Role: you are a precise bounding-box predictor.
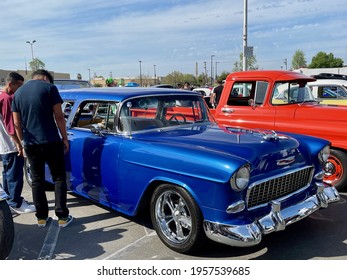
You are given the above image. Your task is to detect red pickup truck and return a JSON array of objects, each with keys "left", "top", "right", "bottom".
[{"left": 210, "top": 70, "right": 347, "bottom": 191}]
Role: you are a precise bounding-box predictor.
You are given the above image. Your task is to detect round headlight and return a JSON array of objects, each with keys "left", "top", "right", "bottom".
[
  {"left": 318, "top": 145, "right": 330, "bottom": 164},
  {"left": 230, "top": 164, "right": 250, "bottom": 191}
]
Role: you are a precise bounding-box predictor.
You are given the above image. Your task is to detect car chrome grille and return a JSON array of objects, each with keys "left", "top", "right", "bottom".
[{"left": 246, "top": 166, "right": 314, "bottom": 209}]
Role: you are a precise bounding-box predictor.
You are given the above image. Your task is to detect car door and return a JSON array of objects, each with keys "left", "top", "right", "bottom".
[
  {"left": 66, "top": 100, "right": 121, "bottom": 207},
  {"left": 216, "top": 80, "right": 277, "bottom": 130}
]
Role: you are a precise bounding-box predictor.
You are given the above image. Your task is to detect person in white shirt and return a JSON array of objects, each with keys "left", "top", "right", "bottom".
[{"left": 0, "top": 72, "right": 35, "bottom": 214}]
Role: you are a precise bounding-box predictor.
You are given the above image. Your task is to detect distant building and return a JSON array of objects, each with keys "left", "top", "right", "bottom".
[
  {"left": 294, "top": 67, "right": 347, "bottom": 77},
  {"left": 91, "top": 77, "right": 142, "bottom": 87},
  {"left": 0, "top": 69, "right": 70, "bottom": 86}
]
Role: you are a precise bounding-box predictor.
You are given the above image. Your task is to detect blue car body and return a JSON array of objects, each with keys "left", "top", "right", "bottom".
[{"left": 40, "top": 87, "right": 339, "bottom": 253}]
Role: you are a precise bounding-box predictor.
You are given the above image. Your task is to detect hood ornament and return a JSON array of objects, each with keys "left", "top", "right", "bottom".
[{"left": 263, "top": 130, "right": 278, "bottom": 140}]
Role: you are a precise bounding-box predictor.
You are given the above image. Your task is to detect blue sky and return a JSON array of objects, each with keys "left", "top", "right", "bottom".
[{"left": 1, "top": 0, "right": 346, "bottom": 80}]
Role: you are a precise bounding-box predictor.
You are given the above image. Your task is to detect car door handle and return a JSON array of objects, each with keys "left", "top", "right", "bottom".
[{"left": 221, "top": 108, "right": 234, "bottom": 113}]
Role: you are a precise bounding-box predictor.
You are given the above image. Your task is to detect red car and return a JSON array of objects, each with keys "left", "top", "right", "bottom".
[{"left": 211, "top": 70, "right": 347, "bottom": 191}]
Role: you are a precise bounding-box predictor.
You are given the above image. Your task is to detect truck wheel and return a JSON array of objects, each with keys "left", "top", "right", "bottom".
[
  {"left": 0, "top": 199, "right": 14, "bottom": 259},
  {"left": 150, "top": 184, "right": 206, "bottom": 254},
  {"left": 324, "top": 149, "right": 347, "bottom": 191}
]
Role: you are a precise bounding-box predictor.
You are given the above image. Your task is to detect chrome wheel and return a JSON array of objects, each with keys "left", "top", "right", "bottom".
[
  {"left": 150, "top": 184, "right": 206, "bottom": 253},
  {"left": 155, "top": 190, "right": 192, "bottom": 244},
  {"left": 323, "top": 149, "right": 347, "bottom": 191}
]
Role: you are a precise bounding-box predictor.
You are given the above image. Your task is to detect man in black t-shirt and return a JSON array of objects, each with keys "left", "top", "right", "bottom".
[
  {"left": 210, "top": 79, "right": 224, "bottom": 108},
  {"left": 12, "top": 70, "right": 73, "bottom": 228}
]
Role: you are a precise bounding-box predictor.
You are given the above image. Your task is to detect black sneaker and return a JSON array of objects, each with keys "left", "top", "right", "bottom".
[{"left": 58, "top": 215, "right": 73, "bottom": 228}]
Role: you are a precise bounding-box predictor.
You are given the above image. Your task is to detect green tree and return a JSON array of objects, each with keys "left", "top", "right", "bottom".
[
  {"left": 162, "top": 71, "right": 185, "bottom": 86},
  {"left": 182, "top": 73, "right": 197, "bottom": 86},
  {"left": 216, "top": 71, "right": 229, "bottom": 82},
  {"left": 308, "top": 51, "right": 343, "bottom": 68},
  {"left": 291, "top": 49, "right": 307, "bottom": 69},
  {"left": 29, "top": 58, "right": 45, "bottom": 71},
  {"left": 197, "top": 73, "right": 209, "bottom": 86},
  {"left": 233, "top": 53, "right": 258, "bottom": 72}
]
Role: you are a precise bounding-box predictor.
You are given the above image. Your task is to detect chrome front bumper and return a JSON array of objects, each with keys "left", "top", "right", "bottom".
[{"left": 204, "top": 184, "right": 340, "bottom": 247}]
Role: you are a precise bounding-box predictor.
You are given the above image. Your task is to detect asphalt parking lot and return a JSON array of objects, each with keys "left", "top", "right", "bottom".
[{"left": 3, "top": 165, "right": 347, "bottom": 260}]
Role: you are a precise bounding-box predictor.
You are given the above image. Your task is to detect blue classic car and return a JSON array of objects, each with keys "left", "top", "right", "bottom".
[{"left": 29, "top": 87, "right": 339, "bottom": 253}]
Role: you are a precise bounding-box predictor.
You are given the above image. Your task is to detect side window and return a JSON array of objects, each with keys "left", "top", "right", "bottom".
[
  {"left": 227, "top": 82, "right": 254, "bottom": 106},
  {"left": 62, "top": 101, "right": 75, "bottom": 120},
  {"left": 254, "top": 81, "right": 268, "bottom": 105},
  {"left": 71, "top": 101, "right": 118, "bottom": 131},
  {"left": 322, "top": 86, "right": 337, "bottom": 99},
  {"left": 272, "top": 82, "right": 312, "bottom": 104},
  {"left": 337, "top": 86, "right": 347, "bottom": 97}
]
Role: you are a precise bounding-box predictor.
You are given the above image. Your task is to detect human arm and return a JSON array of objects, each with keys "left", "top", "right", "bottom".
[
  {"left": 209, "top": 87, "right": 216, "bottom": 108},
  {"left": 12, "top": 112, "right": 24, "bottom": 156},
  {"left": 53, "top": 103, "right": 69, "bottom": 154},
  {"left": 2, "top": 94, "right": 23, "bottom": 156}
]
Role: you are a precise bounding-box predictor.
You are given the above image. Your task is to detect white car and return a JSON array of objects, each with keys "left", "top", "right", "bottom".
[
  {"left": 308, "top": 79, "right": 347, "bottom": 105},
  {"left": 192, "top": 87, "right": 212, "bottom": 97}
]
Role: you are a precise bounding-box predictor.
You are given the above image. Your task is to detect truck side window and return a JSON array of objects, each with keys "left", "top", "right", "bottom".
[
  {"left": 227, "top": 82, "right": 253, "bottom": 106},
  {"left": 254, "top": 81, "right": 268, "bottom": 105}
]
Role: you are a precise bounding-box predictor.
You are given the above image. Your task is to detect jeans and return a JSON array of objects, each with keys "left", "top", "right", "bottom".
[
  {"left": 25, "top": 141, "right": 69, "bottom": 220},
  {"left": 1, "top": 152, "right": 24, "bottom": 208}
]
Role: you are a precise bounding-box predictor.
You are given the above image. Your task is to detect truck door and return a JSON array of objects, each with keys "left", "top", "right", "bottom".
[{"left": 215, "top": 81, "right": 276, "bottom": 130}]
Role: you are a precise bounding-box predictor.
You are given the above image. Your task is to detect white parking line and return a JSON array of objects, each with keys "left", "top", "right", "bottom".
[
  {"left": 37, "top": 218, "right": 61, "bottom": 260},
  {"left": 104, "top": 230, "right": 157, "bottom": 260}
]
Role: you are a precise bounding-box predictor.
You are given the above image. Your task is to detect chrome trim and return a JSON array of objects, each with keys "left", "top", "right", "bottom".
[
  {"left": 246, "top": 166, "right": 314, "bottom": 210},
  {"left": 204, "top": 185, "right": 339, "bottom": 247},
  {"left": 314, "top": 170, "right": 325, "bottom": 180},
  {"left": 226, "top": 200, "right": 245, "bottom": 214}
]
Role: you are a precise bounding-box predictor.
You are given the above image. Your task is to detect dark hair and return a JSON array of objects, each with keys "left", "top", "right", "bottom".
[
  {"left": 32, "top": 69, "right": 54, "bottom": 84},
  {"left": 6, "top": 72, "right": 24, "bottom": 84}
]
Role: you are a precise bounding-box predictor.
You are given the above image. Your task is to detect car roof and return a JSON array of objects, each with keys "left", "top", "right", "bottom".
[
  {"left": 227, "top": 70, "right": 316, "bottom": 82},
  {"left": 59, "top": 87, "right": 198, "bottom": 102},
  {"left": 311, "top": 73, "right": 347, "bottom": 80},
  {"left": 151, "top": 84, "right": 175, "bottom": 88},
  {"left": 308, "top": 79, "right": 347, "bottom": 86}
]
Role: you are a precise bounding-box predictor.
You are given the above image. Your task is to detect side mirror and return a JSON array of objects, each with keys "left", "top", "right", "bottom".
[
  {"left": 248, "top": 99, "right": 256, "bottom": 109},
  {"left": 90, "top": 124, "right": 104, "bottom": 136}
]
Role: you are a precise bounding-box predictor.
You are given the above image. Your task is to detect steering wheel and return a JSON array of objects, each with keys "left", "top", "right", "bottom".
[{"left": 168, "top": 113, "right": 187, "bottom": 124}]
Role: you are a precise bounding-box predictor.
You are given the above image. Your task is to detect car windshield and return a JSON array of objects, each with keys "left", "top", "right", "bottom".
[
  {"left": 118, "top": 94, "right": 213, "bottom": 133},
  {"left": 271, "top": 82, "right": 316, "bottom": 104}
]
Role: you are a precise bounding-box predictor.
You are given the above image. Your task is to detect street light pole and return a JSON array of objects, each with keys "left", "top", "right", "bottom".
[
  {"left": 26, "top": 40, "right": 36, "bottom": 70},
  {"left": 153, "top": 64, "right": 157, "bottom": 85},
  {"left": 139, "top": 60, "right": 142, "bottom": 86},
  {"left": 87, "top": 69, "right": 91, "bottom": 82},
  {"left": 215, "top": 61, "right": 219, "bottom": 81},
  {"left": 210, "top": 55, "right": 215, "bottom": 85},
  {"left": 283, "top": 58, "right": 287, "bottom": 70},
  {"left": 243, "top": 0, "right": 248, "bottom": 71},
  {"left": 204, "top": 62, "right": 207, "bottom": 85}
]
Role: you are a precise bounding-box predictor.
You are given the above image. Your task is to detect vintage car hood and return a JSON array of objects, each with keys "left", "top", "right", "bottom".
[{"left": 132, "top": 124, "right": 308, "bottom": 179}]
